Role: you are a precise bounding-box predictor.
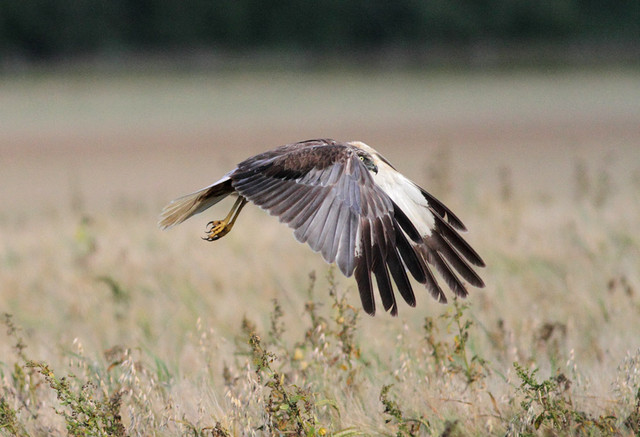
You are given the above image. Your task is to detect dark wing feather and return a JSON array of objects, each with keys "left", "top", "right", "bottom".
[
  {"left": 385, "top": 227, "right": 415, "bottom": 307},
  {"left": 354, "top": 220, "right": 375, "bottom": 315},
  {"left": 429, "top": 206, "right": 485, "bottom": 268},
  {"left": 420, "top": 187, "right": 467, "bottom": 231},
  {"left": 371, "top": 217, "right": 396, "bottom": 315},
  {"left": 420, "top": 244, "right": 468, "bottom": 299}
]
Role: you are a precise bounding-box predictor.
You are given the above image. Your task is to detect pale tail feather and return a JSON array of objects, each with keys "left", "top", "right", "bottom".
[{"left": 158, "top": 175, "right": 235, "bottom": 229}]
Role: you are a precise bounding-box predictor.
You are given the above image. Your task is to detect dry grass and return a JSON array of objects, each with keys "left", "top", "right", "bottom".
[{"left": 1, "top": 68, "right": 640, "bottom": 435}]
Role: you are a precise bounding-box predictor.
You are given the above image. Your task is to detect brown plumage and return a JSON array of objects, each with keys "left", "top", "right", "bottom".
[{"left": 159, "top": 139, "right": 485, "bottom": 316}]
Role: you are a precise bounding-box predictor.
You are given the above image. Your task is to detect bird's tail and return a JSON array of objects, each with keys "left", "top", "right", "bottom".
[{"left": 158, "top": 176, "right": 235, "bottom": 229}]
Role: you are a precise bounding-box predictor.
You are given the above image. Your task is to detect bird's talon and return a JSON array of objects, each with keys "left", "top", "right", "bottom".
[{"left": 203, "top": 220, "right": 229, "bottom": 241}]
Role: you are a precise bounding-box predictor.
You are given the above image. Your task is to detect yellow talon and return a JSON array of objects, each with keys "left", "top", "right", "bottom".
[
  {"left": 203, "top": 220, "right": 231, "bottom": 241},
  {"left": 202, "top": 196, "right": 248, "bottom": 241}
]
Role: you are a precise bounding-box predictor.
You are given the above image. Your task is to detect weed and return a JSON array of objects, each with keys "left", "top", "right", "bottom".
[
  {"left": 327, "top": 267, "right": 361, "bottom": 366},
  {"left": 624, "top": 388, "right": 640, "bottom": 433},
  {"left": 512, "top": 362, "right": 619, "bottom": 435},
  {"left": 423, "top": 315, "right": 448, "bottom": 370},
  {"left": 380, "top": 384, "right": 429, "bottom": 436},
  {"left": 27, "top": 361, "right": 127, "bottom": 437},
  {"left": 2, "top": 314, "right": 39, "bottom": 426},
  {"left": 175, "top": 418, "right": 232, "bottom": 436},
  {"left": 302, "top": 270, "right": 328, "bottom": 352},
  {"left": 244, "top": 323, "right": 323, "bottom": 435},
  {"left": 0, "top": 396, "right": 28, "bottom": 437},
  {"left": 423, "top": 299, "right": 488, "bottom": 385},
  {"left": 449, "top": 299, "right": 488, "bottom": 385},
  {"left": 268, "top": 298, "right": 286, "bottom": 344}
]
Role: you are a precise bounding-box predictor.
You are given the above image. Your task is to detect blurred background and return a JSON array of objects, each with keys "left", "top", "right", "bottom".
[{"left": 1, "top": 0, "right": 639, "bottom": 217}]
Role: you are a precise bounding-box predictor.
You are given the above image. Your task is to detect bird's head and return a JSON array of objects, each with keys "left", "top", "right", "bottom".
[{"left": 349, "top": 141, "right": 397, "bottom": 174}]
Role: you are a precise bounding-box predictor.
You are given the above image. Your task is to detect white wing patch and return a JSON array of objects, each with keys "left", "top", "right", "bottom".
[{"left": 371, "top": 161, "right": 434, "bottom": 238}]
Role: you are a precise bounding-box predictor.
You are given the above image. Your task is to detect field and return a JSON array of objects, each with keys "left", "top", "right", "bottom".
[{"left": 1, "top": 68, "right": 640, "bottom": 436}]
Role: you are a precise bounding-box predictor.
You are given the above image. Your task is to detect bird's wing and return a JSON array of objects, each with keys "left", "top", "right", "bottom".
[{"left": 229, "top": 141, "right": 420, "bottom": 315}]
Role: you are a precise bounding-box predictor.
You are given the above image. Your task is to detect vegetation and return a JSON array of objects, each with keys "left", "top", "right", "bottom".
[
  {"left": 3, "top": 271, "right": 640, "bottom": 435},
  {"left": 1, "top": 70, "right": 639, "bottom": 434}
]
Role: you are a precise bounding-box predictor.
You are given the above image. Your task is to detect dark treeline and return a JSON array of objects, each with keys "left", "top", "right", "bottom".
[{"left": 0, "top": 0, "right": 638, "bottom": 60}]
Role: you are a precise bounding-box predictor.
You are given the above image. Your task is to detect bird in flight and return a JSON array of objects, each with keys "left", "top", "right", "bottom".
[{"left": 159, "top": 139, "right": 484, "bottom": 316}]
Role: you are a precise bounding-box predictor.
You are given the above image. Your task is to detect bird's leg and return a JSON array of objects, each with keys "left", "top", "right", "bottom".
[{"left": 203, "top": 196, "right": 248, "bottom": 241}]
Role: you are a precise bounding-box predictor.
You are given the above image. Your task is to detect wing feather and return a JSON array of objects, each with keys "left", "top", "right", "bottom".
[
  {"left": 391, "top": 199, "right": 422, "bottom": 243},
  {"left": 335, "top": 209, "right": 358, "bottom": 276},
  {"left": 270, "top": 183, "right": 310, "bottom": 216},
  {"left": 394, "top": 224, "right": 427, "bottom": 284},
  {"left": 429, "top": 208, "right": 485, "bottom": 267},
  {"left": 372, "top": 249, "right": 396, "bottom": 315},
  {"left": 290, "top": 188, "right": 329, "bottom": 229},
  {"left": 420, "top": 187, "right": 467, "bottom": 231},
  {"left": 422, "top": 259, "right": 447, "bottom": 303},
  {"left": 386, "top": 240, "right": 415, "bottom": 308},
  {"left": 318, "top": 199, "right": 343, "bottom": 261},
  {"left": 305, "top": 196, "right": 338, "bottom": 254},
  {"left": 426, "top": 232, "right": 485, "bottom": 288},
  {"left": 354, "top": 219, "right": 375, "bottom": 315},
  {"left": 420, "top": 246, "right": 468, "bottom": 299}
]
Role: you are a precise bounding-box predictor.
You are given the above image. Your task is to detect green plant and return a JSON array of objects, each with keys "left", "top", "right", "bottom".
[
  {"left": 27, "top": 361, "right": 127, "bottom": 437},
  {"left": 624, "top": 388, "right": 640, "bottom": 434},
  {"left": 326, "top": 267, "right": 361, "bottom": 366},
  {"left": 423, "top": 299, "right": 488, "bottom": 385},
  {"left": 0, "top": 396, "right": 28, "bottom": 437},
  {"left": 174, "top": 418, "right": 232, "bottom": 437},
  {"left": 513, "top": 362, "right": 618, "bottom": 434},
  {"left": 380, "top": 384, "right": 429, "bottom": 436},
  {"left": 244, "top": 322, "right": 325, "bottom": 436},
  {"left": 2, "top": 313, "right": 39, "bottom": 428}
]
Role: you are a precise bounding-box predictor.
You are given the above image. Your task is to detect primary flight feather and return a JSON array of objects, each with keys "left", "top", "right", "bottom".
[{"left": 159, "top": 139, "right": 485, "bottom": 316}]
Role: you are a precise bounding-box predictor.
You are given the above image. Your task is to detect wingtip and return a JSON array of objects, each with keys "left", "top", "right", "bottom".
[{"left": 390, "top": 304, "right": 398, "bottom": 317}]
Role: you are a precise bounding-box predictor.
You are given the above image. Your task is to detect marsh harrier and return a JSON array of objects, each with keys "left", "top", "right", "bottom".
[{"left": 159, "top": 139, "right": 484, "bottom": 315}]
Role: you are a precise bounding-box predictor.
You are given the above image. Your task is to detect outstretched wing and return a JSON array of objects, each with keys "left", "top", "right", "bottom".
[{"left": 230, "top": 139, "right": 425, "bottom": 316}]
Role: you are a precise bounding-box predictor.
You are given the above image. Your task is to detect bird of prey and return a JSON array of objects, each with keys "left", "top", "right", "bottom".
[{"left": 159, "top": 139, "right": 484, "bottom": 316}]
